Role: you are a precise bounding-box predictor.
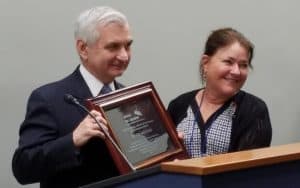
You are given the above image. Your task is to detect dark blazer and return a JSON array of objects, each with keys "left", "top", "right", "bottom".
[
  {"left": 167, "top": 89, "right": 272, "bottom": 153},
  {"left": 12, "top": 67, "right": 123, "bottom": 188}
]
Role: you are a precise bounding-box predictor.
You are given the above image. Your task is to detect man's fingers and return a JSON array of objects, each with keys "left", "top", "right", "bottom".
[{"left": 89, "top": 129, "right": 106, "bottom": 139}]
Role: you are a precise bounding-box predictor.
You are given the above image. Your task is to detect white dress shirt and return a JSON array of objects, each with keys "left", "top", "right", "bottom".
[{"left": 79, "top": 65, "right": 115, "bottom": 97}]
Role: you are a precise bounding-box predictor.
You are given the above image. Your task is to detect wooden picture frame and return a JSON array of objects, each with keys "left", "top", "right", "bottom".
[{"left": 86, "top": 81, "right": 187, "bottom": 174}]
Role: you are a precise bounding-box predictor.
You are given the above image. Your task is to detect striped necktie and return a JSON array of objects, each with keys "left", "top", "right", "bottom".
[{"left": 99, "top": 84, "right": 112, "bottom": 95}]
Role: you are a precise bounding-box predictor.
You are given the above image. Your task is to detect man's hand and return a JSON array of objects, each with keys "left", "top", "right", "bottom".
[{"left": 72, "top": 110, "right": 108, "bottom": 148}]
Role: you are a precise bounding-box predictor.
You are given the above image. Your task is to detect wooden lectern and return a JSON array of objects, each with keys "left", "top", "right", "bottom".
[{"left": 80, "top": 142, "right": 300, "bottom": 188}]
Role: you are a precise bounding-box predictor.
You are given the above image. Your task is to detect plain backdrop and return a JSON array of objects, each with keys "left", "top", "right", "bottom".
[{"left": 1, "top": 0, "right": 300, "bottom": 187}]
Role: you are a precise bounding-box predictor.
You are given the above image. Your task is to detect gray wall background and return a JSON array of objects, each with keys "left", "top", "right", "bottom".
[{"left": 1, "top": 0, "right": 300, "bottom": 187}]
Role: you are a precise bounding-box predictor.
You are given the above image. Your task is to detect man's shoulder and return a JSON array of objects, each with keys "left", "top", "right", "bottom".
[
  {"left": 31, "top": 68, "right": 81, "bottom": 99},
  {"left": 35, "top": 73, "right": 74, "bottom": 91}
]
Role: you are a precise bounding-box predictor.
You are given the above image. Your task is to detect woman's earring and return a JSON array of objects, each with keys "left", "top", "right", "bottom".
[{"left": 203, "top": 71, "right": 207, "bottom": 82}]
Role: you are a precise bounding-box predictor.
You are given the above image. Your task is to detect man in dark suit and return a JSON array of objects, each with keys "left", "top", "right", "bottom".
[{"left": 12, "top": 6, "right": 133, "bottom": 188}]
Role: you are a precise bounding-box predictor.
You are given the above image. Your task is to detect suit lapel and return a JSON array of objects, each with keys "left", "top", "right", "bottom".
[
  {"left": 114, "top": 80, "right": 125, "bottom": 90},
  {"left": 67, "top": 66, "right": 93, "bottom": 101},
  {"left": 69, "top": 66, "right": 125, "bottom": 99}
]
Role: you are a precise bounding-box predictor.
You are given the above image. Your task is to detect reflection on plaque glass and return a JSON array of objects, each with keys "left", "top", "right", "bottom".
[{"left": 105, "top": 97, "right": 175, "bottom": 165}]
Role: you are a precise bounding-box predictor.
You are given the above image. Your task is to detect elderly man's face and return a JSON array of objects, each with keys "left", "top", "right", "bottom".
[{"left": 81, "top": 22, "right": 133, "bottom": 83}]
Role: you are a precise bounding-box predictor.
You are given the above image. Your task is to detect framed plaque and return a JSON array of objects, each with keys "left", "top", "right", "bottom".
[{"left": 86, "top": 81, "right": 187, "bottom": 174}]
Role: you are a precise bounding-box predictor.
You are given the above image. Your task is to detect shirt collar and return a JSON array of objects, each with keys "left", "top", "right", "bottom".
[{"left": 79, "top": 65, "right": 115, "bottom": 97}]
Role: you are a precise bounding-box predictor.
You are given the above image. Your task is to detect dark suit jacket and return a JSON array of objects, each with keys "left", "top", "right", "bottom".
[{"left": 12, "top": 67, "right": 123, "bottom": 188}]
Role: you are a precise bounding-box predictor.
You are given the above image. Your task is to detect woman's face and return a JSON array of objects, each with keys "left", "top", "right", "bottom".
[{"left": 202, "top": 42, "right": 250, "bottom": 98}]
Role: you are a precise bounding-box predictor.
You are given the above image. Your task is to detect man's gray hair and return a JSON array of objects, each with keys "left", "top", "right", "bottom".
[{"left": 74, "top": 6, "right": 129, "bottom": 45}]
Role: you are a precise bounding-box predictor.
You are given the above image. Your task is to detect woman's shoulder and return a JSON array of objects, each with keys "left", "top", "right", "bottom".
[
  {"left": 236, "top": 90, "right": 268, "bottom": 110},
  {"left": 168, "top": 89, "right": 200, "bottom": 113},
  {"left": 169, "top": 89, "right": 200, "bottom": 104},
  {"left": 167, "top": 89, "right": 200, "bottom": 124}
]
